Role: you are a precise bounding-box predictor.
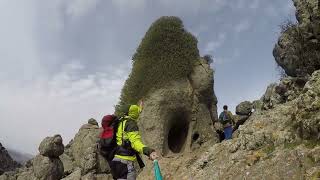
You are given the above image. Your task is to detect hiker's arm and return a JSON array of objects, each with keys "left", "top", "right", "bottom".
[{"left": 126, "top": 121, "right": 154, "bottom": 156}]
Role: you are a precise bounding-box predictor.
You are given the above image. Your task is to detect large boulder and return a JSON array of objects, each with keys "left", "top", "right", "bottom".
[
  {"left": 60, "top": 119, "right": 109, "bottom": 175},
  {"left": 273, "top": 0, "right": 320, "bottom": 77},
  {"left": 236, "top": 101, "right": 253, "bottom": 115},
  {"left": 39, "top": 135, "right": 64, "bottom": 158},
  {"left": 32, "top": 154, "right": 64, "bottom": 180},
  {"left": 139, "top": 58, "right": 219, "bottom": 156}
]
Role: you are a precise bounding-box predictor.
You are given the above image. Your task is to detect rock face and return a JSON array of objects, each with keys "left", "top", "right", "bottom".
[
  {"left": 0, "top": 135, "right": 65, "bottom": 180},
  {"left": 139, "top": 58, "right": 219, "bottom": 156},
  {"left": 138, "top": 69, "right": 320, "bottom": 180},
  {"left": 33, "top": 155, "right": 64, "bottom": 180},
  {"left": 0, "top": 143, "right": 20, "bottom": 175},
  {"left": 261, "top": 76, "right": 307, "bottom": 110},
  {"left": 236, "top": 101, "right": 253, "bottom": 115},
  {"left": 60, "top": 119, "right": 110, "bottom": 179},
  {"left": 39, "top": 135, "right": 64, "bottom": 158},
  {"left": 273, "top": 0, "right": 320, "bottom": 77}
]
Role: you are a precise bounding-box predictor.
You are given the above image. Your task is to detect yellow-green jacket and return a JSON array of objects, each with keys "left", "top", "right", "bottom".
[{"left": 115, "top": 105, "right": 154, "bottom": 161}]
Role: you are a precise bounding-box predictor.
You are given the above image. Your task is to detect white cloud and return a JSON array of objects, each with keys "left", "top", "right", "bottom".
[
  {"left": 111, "top": 0, "right": 146, "bottom": 11},
  {"left": 282, "top": 1, "right": 295, "bottom": 16},
  {"left": 204, "top": 32, "right": 226, "bottom": 53},
  {"left": 0, "top": 61, "right": 129, "bottom": 154},
  {"left": 65, "top": 0, "right": 100, "bottom": 18},
  {"left": 249, "top": 0, "right": 260, "bottom": 9},
  {"left": 234, "top": 20, "right": 251, "bottom": 33},
  {"left": 265, "top": 5, "right": 279, "bottom": 18}
]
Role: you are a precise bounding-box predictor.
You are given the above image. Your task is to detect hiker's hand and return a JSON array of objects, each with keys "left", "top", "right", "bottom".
[{"left": 149, "top": 151, "right": 158, "bottom": 160}]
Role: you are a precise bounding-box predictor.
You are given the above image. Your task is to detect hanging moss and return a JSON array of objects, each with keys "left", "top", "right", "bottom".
[{"left": 115, "top": 16, "right": 199, "bottom": 115}]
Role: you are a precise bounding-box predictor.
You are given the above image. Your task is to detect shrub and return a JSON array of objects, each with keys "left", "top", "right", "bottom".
[{"left": 115, "top": 16, "right": 199, "bottom": 115}]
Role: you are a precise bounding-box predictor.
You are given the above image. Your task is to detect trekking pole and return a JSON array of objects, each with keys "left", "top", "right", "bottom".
[{"left": 153, "top": 160, "right": 163, "bottom": 180}]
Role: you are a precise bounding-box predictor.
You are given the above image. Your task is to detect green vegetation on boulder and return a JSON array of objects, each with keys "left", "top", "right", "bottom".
[{"left": 115, "top": 16, "right": 199, "bottom": 115}]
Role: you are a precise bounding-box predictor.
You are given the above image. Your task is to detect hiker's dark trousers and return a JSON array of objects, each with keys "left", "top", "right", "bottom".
[{"left": 110, "top": 157, "right": 136, "bottom": 180}]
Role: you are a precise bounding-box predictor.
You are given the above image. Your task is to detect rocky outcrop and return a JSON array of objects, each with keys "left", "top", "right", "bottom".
[
  {"left": 273, "top": 0, "right": 320, "bottom": 77},
  {"left": 294, "top": 70, "right": 320, "bottom": 140},
  {"left": 33, "top": 154, "right": 64, "bottom": 180},
  {"left": 0, "top": 121, "right": 112, "bottom": 180},
  {"left": 138, "top": 58, "right": 219, "bottom": 156},
  {"left": 39, "top": 135, "right": 64, "bottom": 158},
  {"left": 261, "top": 76, "right": 307, "bottom": 110},
  {"left": 0, "top": 143, "right": 20, "bottom": 175},
  {"left": 236, "top": 101, "right": 253, "bottom": 116},
  {"left": 232, "top": 101, "right": 253, "bottom": 132},
  {"left": 138, "top": 68, "right": 320, "bottom": 180},
  {"left": 0, "top": 135, "right": 64, "bottom": 180},
  {"left": 60, "top": 119, "right": 111, "bottom": 179}
]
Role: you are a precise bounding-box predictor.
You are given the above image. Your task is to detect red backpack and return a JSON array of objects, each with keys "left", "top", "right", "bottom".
[{"left": 99, "top": 115, "right": 121, "bottom": 161}]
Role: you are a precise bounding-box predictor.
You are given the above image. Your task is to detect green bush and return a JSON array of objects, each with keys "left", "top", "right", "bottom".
[{"left": 115, "top": 16, "right": 199, "bottom": 115}]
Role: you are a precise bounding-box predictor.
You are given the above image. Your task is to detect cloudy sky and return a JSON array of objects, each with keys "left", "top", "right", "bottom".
[{"left": 0, "top": 0, "right": 295, "bottom": 154}]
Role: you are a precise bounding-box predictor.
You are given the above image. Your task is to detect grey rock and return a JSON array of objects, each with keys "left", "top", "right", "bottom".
[
  {"left": 252, "top": 100, "right": 263, "bottom": 112},
  {"left": 233, "top": 115, "right": 250, "bottom": 131},
  {"left": 33, "top": 155, "right": 64, "bottom": 180},
  {"left": 16, "top": 170, "right": 37, "bottom": 180},
  {"left": 61, "top": 168, "right": 81, "bottom": 180},
  {"left": 88, "top": 119, "right": 98, "bottom": 126},
  {"left": 138, "top": 58, "right": 219, "bottom": 156},
  {"left": 81, "top": 173, "right": 95, "bottom": 180},
  {"left": 39, "top": 135, "right": 64, "bottom": 158},
  {"left": 60, "top": 153, "right": 75, "bottom": 175},
  {"left": 68, "top": 120, "right": 106, "bottom": 174},
  {"left": 236, "top": 101, "right": 253, "bottom": 115},
  {"left": 95, "top": 174, "right": 113, "bottom": 180},
  {"left": 273, "top": 0, "right": 320, "bottom": 77}
]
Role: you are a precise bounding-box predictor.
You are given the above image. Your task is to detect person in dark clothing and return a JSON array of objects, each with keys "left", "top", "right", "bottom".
[{"left": 218, "top": 105, "right": 235, "bottom": 140}]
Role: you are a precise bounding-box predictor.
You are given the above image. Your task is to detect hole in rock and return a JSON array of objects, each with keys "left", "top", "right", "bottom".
[
  {"left": 168, "top": 115, "right": 189, "bottom": 153},
  {"left": 192, "top": 132, "right": 200, "bottom": 141}
]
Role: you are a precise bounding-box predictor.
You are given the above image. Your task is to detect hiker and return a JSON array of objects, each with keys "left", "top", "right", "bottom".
[
  {"left": 100, "top": 104, "right": 158, "bottom": 180},
  {"left": 218, "top": 105, "right": 234, "bottom": 140}
]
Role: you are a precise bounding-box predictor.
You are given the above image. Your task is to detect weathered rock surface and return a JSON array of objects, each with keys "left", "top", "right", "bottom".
[
  {"left": 235, "top": 101, "right": 253, "bottom": 115},
  {"left": 66, "top": 119, "right": 109, "bottom": 175},
  {"left": 0, "top": 143, "right": 20, "bottom": 175},
  {"left": 138, "top": 67, "right": 320, "bottom": 180},
  {"left": 61, "top": 168, "right": 81, "bottom": 180},
  {"left": 261, "top": 76, "right": 307, "bottom": 110},
  {"left": 273, "top": 0, "right": 320, "bottom": 77},
  {"left": 0, "top": 135, "right": 65, "bottom": 180},
  {"left": 33, "top": 155, "right": 64, "bottom": 180},
  {"left": 39, "top": 134, "right": 64, "bottom": 158},
  {"left": 233, "top": 115, "right": 250, "bottom": 131},
  {"left": 139, "top": 58, "right": 219, "bottom": 156}
]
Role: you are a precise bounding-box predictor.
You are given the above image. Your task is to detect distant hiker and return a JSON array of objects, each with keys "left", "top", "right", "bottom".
[
  {"left": 99, "top": 104, "right": 158, "bottom": 180},
  {"left": 218, "top": 105, "right": 234, "bottom": 140}
]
